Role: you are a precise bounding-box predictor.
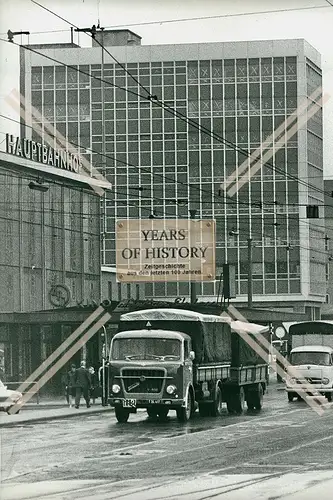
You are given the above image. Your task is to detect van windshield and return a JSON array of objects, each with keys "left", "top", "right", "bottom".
[
  {"left": 111, "top": 337, "right": 181, "bottom": 361},
  {"left": 290, "top": 351, "right": 331, "bottom": 366}
]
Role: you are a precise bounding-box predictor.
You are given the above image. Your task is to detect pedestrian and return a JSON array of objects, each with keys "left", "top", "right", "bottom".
[
  {"left": 66, "top": 364, "right": 77, "bottom": 408},
  {"left": 88, "top": 366, "right": 99, "bottom": 404},
  {"left": 74, "top": 360, "right": 91, "bottom": 409}
]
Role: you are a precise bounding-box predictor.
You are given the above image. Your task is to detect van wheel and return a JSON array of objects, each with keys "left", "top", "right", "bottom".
[
  {"left": 176, "top": 391, "right": 192, "bottom": 422},
  {"left": 7, "top": 407, "right": 20, "bottom": 415},
  {"left": 288, "top": 392, "right": 295, "bottom": 402},
  {"left": 115, "top": 407, "right": 130, "bottom": 423}
]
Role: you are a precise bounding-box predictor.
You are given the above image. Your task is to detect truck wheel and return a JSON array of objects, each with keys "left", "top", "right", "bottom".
[
  {"left": 252, "top": 384, "right": 264, "bottom": 410},
  {"left": 158, "top": 408, "right": 169, "bottom": 420},
  {"left": 233, "top": 387, "right": 245, "bottom": 414},
  {"left": 211, "top": 386, "right": 223, "bottom": 417},
  {"left": 246, "top": 392, "right": 255, "bottom": 411},
  {"left": 176, "top": 391, "right": 192, "bottom": 422},
  {"left": 325, "top": 392, "right": 332, "bottom": 402},
  {"left": 288, "top": 392, "right": 295, "bottom": 402},
  {"left": 115, "top": 407, "right": 130, "bottom": 423}
]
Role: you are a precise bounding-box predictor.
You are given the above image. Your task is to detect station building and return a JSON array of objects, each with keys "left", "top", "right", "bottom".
[
  {"left": 0, "top": 134, "right": 111, "bottom": 392},
  {"left": 19, "top": 33, "right": 325, "bottom": 320}
]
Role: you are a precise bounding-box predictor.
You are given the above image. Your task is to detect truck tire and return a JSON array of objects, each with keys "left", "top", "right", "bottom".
[
  {"left": 233, "top": 387, "right": 245, "bottom": 414},
  {"left": 176, "top": 391, "right": 192, "bottom": 422},
  {"left": 252, "top": 383, "right": 264, "bottom": 410},
  {"left": 246, "top": 392, "right": 255, "bottom": 411},
  {"left": 115, "top": 407, "right": 130, "bottom": 423},
  {"left": 226, "top": 388, "right": 245, "bottom": 415},
  {"left": 211, "top": 386, "right": 223, "bottom": 417}
]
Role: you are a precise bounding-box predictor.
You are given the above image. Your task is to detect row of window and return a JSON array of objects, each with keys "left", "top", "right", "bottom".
[{"left": 31, "top": 58, "right": 297, "bottom": 87}]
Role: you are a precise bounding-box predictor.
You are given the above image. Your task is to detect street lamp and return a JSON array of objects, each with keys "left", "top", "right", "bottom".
[
  {"left": 229, "top": 230, "right": 253, "bottom": 309},
  {"left": 28, "top": 180, "right": 49, "bottom": 192}
]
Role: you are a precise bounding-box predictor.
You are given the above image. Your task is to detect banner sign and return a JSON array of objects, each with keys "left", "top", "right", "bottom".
[
  {"left": 6, "top": 133, "right": 82, "bottom": 174},
  {"left": 116, "top": 219, "right": 216, "bottom": 282}
]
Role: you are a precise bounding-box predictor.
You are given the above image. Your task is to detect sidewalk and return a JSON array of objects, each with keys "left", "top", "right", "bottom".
[{"left": 0, "top": 399, "right": 113, "bottom": 428}]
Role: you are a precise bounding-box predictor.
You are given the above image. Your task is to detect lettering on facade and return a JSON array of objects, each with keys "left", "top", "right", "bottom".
[
  {"left": 116, "top": 219, "right": 216, "bottom": 283},
  {"left": 6, "top": 134, "right": 82, "bottom": 174}
]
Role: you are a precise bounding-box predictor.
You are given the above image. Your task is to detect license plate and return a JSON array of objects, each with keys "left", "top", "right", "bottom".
[
  {"left": 148, "top": 400, "right": 161, "bottom": 404},
  {"left": 123, "top": 399, "right": 136, "bottom": 408}
]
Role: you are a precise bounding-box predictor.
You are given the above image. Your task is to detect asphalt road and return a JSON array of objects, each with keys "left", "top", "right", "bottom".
[{"left": 1, "top": 386, "right": 333, "bottom": 499}]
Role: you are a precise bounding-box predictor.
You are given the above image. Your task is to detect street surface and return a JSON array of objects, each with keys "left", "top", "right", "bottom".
[{"left": 1, "top": 386, "right": 333, "bottom": 499}]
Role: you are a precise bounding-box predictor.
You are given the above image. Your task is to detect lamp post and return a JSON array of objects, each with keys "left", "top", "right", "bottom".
[{"left": 247, "top": 238, "right": 253, "bottom": 309}]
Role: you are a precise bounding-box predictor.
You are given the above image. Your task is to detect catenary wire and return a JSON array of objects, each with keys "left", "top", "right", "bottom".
[
  {"left": 28, "top": 1, "right": 330, "bottom": 200},
  {"left": 3, "top": 14, "right": 330, "bottom": 203},
  {"left": 1, "top": 36, "right": 330, "bottom": 242},
  {"left": 0, "top": 3, "right": 329, "bottom": 36},
  {"left": 1, "top": 36, "right": 329, "bottom": 205}
]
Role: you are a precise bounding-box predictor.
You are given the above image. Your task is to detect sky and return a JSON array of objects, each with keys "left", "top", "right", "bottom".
[{"left": 0, "top": 0, "right": 332, "bottom": 174}]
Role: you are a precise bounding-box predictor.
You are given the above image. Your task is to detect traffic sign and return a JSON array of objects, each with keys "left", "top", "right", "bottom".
[{"left": 275, "top": 326, "right": 286, "bottom": 339}]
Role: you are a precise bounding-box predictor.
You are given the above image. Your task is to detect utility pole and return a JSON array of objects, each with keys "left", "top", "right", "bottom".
[{"left": 247, "top": 238, "right": 253, "bottom": 308}]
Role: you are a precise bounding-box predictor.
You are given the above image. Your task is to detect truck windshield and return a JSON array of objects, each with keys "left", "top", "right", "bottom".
[
  {"left": 290, "top": 351, "right": 331, "bottom": 366},
  {"left": 111, "top": 338, "right": 181, "bottom": 361}
]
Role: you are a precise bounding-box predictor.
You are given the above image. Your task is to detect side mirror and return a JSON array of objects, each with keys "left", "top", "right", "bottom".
[{"left": 189, "top": 351, "right": 195, "bottom": 361}]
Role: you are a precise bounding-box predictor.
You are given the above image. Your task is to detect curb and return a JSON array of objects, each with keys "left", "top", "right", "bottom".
[{"left": 0, "top": 407, "right": 114, "bottom": 428}]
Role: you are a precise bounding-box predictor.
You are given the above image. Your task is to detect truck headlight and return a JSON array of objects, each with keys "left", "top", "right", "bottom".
[
  {"left": 166, "top": 384, "right": 177, "bottom": 394},
  {"left": 112, "top": 384, "right": 121, "bottom": 394},
  {"left": 322, "top": 378, "right": 330, "bottom": 385},
  {"left": 288, "top": 377, "right": 297, "bottom": 385}
]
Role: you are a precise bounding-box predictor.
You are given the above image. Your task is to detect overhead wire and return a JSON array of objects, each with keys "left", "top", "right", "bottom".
[
  {"left": 0, "top": 3, "right": 330, "bottom": 36},
  {"left": 13, "top": 3, "right": 333, "bottom": 201},
  {"left": 2, "top": 5, "right": 331, "bottom": 256}
]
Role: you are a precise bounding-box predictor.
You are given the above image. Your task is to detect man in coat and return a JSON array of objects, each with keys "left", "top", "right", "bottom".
[{"left": 74, "top": 360, "right": 91, "bottom": 409}]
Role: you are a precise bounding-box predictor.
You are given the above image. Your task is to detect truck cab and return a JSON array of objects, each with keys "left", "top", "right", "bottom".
[
  {"left": 285, "top": 345, "right": 333, "bottom": 402},
  {"left": 108, "top": 329, "right": 195, "bottom": 422}
]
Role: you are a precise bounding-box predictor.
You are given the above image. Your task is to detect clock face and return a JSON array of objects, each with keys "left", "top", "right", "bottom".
[{"left": 49, "top": 284, "right": 71, "bottom": 307}]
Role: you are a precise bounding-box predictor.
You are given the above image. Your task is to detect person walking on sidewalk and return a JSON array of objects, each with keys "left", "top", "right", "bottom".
[
  {"left": 66, "top": 364, "right": 77, "bottom": 408},
  {"left": 88, "top": 366, "right": 99, "bottom": 405},
  {"left": 74, "top": 361, "right": 91, "bottom": 409}
]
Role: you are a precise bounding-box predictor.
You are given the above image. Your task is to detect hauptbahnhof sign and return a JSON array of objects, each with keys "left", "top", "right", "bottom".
[
  {"left": 6, "top": 134, "right": 82, "bottom": 174},
  {"left": 116, "top": 219, "right": 216, "bottom": 283}
]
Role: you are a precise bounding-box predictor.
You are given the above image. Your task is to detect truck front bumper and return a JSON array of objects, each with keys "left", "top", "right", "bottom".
[{"left": 108, "top": 398, "right": 184, "bottom": 409}]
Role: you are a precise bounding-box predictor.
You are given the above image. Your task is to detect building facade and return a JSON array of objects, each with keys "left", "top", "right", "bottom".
[
  {"left": 20, "top": 34, "right": 325, "bottom": 317},
  {"left": 0, "top": 140, "right": 110, "bottom": 390}
]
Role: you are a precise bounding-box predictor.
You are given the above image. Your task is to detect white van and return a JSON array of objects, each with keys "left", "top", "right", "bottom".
[{"left": 285, "top": 345, "right": 333, "bottom": 402}]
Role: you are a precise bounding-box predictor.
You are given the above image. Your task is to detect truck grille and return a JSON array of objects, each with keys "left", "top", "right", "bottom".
[
  {"left": 121, "top": 369, "right": 165, "bottom": 394},
  {"left": 297, "top": 377, "right": 322, "bottom": 384}
]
